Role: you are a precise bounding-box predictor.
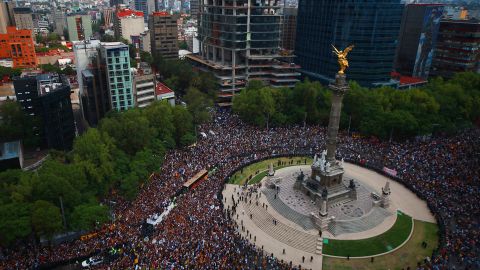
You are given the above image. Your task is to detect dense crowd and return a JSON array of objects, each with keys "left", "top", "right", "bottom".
[{"left": 0, "top": 110, "right": 478, "bottom": 270}]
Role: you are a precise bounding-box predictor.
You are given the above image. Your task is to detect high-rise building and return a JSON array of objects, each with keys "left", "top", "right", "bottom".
[
  {"left": 99, "top": 42, "right": 135, "bottom": 111},
  {"left": 395, "top": 4, "right": 444, "bottom": 79},
  {"left": 81, "top": 68, "right": 110, "bottom": 127},
  {"left": 0, "top": 2, "right": 9, "bottom": 33},
  {"left": 295, "top": 0, "right": 404, "bottom": 87},
  {"left": 0, "top": 1, "right": 16, "bottom": 33},
  {"left": 431, "top": 19, "right": 480, "bottom": 79},
  {"left": 133, "top": 62, "right": 156, "bottom": 107},
  {"left": 190, "top": 0, "right": 199, "bottom": 17},
  {"left": 67, "top": 14, "right": 93, "bottom": 41},
  {"left": 281, "top": 7, "right": 297, "bottom": 52},
  {"left": 187, "top": 0, "right": 300, "bottom": 105},
  {"left": 0, "top": 27, "right": 37, "bottom": 68},
  {"left": 134, "top": 0, "right": 155, "bottom": 23},
  {"left": 149, "top": 11, "right": 178, "bottom": 59},
  {"left": 13, "top": 74, "right": 75, "bottom": 150},
  {"left": 114, "top": 8, "right": 145, "bottom": 43},
  {"left": 13, "top": 7, "right": 34, "bottom": 30},
  {"left": 53, "top": 9, "right": 67, "bottom": 36}
]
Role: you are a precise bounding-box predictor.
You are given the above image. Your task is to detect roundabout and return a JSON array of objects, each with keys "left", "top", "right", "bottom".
[{"left": 223, "top": 158, "right": 439, "bottom": 270}]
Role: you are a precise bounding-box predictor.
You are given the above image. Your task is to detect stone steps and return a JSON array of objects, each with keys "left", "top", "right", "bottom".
[
  {"left": 263, "top": 189, "right": 316, "bottom": 230},
  {"left": 328, "top": 207, "right": 393, "bottom": 236},
  {"left": 243, "top": 200, "right": 317, "bottom": 253}
]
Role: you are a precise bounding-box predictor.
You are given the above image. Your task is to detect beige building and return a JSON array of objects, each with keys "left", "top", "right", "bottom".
[
  {"left": 134, "top": 62, "right": 155, "bottom": 108},
  {"left": 13, "top": 7, "right": 34, "bottom": 30},
  {"left": 114, "top": 8, "right": 145, "bottom": 43},
  {"left": 149, "top": 11, "right": 178, "bottom": 59}
]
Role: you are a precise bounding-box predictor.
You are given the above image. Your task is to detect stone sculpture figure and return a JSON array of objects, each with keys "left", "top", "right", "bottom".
[
  {"left": 332, "top": 44, "right": 354, "bottom": 74},
  {"left": 325, "top": 162, "right": 331, "bottom": 172},
  {"left": 322, "top": 187, "right": 328, "bottom": 199}
]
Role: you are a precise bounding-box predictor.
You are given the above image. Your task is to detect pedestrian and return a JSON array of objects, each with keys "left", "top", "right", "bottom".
[{"left": 302, "top": 256, "right": 305, "bottom": 263}]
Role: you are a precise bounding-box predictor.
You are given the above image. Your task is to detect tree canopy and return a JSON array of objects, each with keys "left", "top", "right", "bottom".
[
  {"left": 0, "top": 100, "right": 196, "bottom": 246},
  {"left": 233, "top": 72, "right": 480, "bottom": 139}
]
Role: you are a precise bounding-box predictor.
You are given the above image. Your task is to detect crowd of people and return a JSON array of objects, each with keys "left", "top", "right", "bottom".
[{"left": 0, "top": 109, "right": 478, "bottom": 270}]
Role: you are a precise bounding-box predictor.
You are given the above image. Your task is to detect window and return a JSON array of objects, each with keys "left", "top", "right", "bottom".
[{"left": 123, "top": 64, "right": 128, "bottom": 69}]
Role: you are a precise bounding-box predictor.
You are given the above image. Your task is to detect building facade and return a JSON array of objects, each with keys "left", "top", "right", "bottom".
[
  {"left": 149, "top": 12, "right": 178, "bottom": 59},
  {"left": 281, "top": 7, "right": 297, "bottom": 52},
  {"left": 54, "top": 9, "right": 67, "bottom": 36},
  {"left": 13, "top": 7, "right": 34, "bottom": 30},
  {"left": 296, "top": 0, "right": 404, "bottom": 87},
  {"left": 395, "top": 4, "right": 444, "bottom": 79},
  {"left": 99, "top": 42, "right": 135, "bottom": 111},
  {"left": 190, "top": 0, "right": 199, "bottom": 17},
  {"left": 114, "top": 9, "right": 145, "bottom": 43},
  {"left": 67, "top": 14, "right": 93, "bottom": 41},
  {"left": 0, "top": 1, "right": 15, "bottom": 33},
  {"left": 187, "top": 0, "right": 300, "bottom": 105},
  {"left": 431, "top": 19, "right": 480, "bottom": 79},
  {"left": 0, "top": 27, "right": 37, "bottom": 68},
  {"left": 13, "top": 74, "right": 75, "bottom": 150},
  {"left": 133, "top": 62, "right": 155, "bottom": 108},
  {"left": 134, "top": 0, "right": 155, "bottom": 23},
  {"left": 81, "top": 68, "right": 110, "bottom": 126}
]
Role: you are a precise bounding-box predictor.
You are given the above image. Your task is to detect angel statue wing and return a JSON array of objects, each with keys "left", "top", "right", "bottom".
[
  {"left": 343, "top": 45, "right": 355, "bottom": 57},
  {"left": 331, "top": 44, "right": 340, "bottom": 55}
]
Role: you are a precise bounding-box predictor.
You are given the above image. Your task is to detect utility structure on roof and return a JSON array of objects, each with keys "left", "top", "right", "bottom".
[{"left": 187, "top": 0, "right": 300, "bottom": 106}]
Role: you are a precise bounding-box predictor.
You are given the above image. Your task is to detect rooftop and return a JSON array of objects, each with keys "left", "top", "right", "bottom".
[
  {"left": 156, "top": 82, "right": 174, "bottom": 96},
  {"left": 117, "top": 9, "right": 144, "bottom": 19},
  {"left": 36, "top": 73, "right": 68, "bottom": 96}
]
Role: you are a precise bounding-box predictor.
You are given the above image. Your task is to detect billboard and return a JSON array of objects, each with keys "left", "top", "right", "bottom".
[{"left": 413, "top": 6, "right": 444, "bottom": 78}]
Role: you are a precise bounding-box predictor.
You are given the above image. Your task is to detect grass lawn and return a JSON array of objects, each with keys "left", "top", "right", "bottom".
[
  {"left": 322, "top": 220, "right": 439, "bottom": 270},
  {"left": 228, "top": 156, "right": 313, "bottom": 185},
  {"left": 323, "top": 211, "right": 413, "bottom": 257}
]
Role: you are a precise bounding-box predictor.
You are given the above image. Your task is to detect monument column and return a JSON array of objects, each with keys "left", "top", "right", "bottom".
[{"left": 326, "top": 75, "right": 349, "bottom": 164}]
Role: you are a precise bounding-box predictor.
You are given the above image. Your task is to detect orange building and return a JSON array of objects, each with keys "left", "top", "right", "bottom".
[{"left": 0, "top": 26, "right": 37, "bottom": 68}]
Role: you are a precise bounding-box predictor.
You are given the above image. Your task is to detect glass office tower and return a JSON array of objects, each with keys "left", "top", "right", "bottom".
[{"left": 296, "top": 0, "right": 404, "bottom": 87}]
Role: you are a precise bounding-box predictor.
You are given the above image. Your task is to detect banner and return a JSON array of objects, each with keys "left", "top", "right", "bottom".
[{"left": 383, "top": 167, "right": 397, "bottom": 177}]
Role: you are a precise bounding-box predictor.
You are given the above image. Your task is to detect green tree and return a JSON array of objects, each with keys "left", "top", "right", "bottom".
[
  {"left": 70, "top": 204, "right": 109, "bottom": 231},
  {"left": 172, "top": 106, "right": 194, "bottom": 146},
  {"left": 73, "top": 129, "right": 115, "bottom": 196},
  {"left": 0, "top": 202, "right": 31, "bottom": 246},
  {"left": 31, "top": 200, "right": 63, "bottom": 239},
  {"left": 184, "top": 87, "right": 213, "bottom": 125},
  {"left": 0, "top": 100, "right": 39, "bottom": 148},
  {"left": 99, "top": 110, "right": 157, "bottom": 155}
]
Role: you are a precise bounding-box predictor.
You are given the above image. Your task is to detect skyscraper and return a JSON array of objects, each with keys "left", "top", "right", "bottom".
[
  {"left": 431, "top": 19, "right": 480, "bottom": 79},
  {"left": 13, "top": 74, "right": 75, "bottom": 151},
  {"left": 395, "top": 4, "right": 444, "bottom": 79},
  {"left": 99, "top": 42, "right": 135, "bottom": 111},
  {"left": 296, "top": 0, "right": 404, "bottom": 87},
  {"left": 66, "top": 14, "right": 93, "bottom": 41},
  {"left": 149, "top": 11, "right": 178, "bottom": 60},
  {"left": 134, "top": 0, "right": 155, "bottom": 23},
  {"left": 281, "top": 7, "right": 297, "bottom": 51},
  {"left": 187, "top": 0, "right": 300, "bottom": 105},
  {"left": 13, "top": 7, "right": 34, "bottom": 30}
]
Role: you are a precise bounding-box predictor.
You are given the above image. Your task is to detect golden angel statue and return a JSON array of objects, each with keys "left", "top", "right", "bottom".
[{"left": 332, "top": 44, "right": 354, "bottom": 74}]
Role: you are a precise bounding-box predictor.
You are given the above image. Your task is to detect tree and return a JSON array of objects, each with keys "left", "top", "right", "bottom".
[
  {"left": 184, "top": 87, "right": 213, "bottom": 125},
  {"left": 31, "top": 200, "right": 63, "bottom": 239},
  {"left": 0, "top": 202, "right": 31, "bottom": 246},
  {"left": 70, "top": 204, "right": 109, "bottom": 231},
  {"left": 0, "top": 66, "right": 21, "bottom": 79},
  {"left": 172, "top": 106, "right": 194, "bottom": 146},
  {"left": 99, "top": 110, "right": 157, "bottom": 155},
  {"left": 144, "top": 101, "right": 176, "bottom": 147},
  {"left": 73, "top": 129, "right": 115, "bottom": 196},
  {"left": 0, "top": 100, "right": 39, "bottom": 148}
]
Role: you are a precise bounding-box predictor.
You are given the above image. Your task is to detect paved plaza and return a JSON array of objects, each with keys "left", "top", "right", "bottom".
[{"left": 222, "top": 162, "right": 436, "bottom": 270}]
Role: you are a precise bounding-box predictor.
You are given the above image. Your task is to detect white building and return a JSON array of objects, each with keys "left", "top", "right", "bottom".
[{"left": 114, "top": 9, "right": 145, "bottom": 43}]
